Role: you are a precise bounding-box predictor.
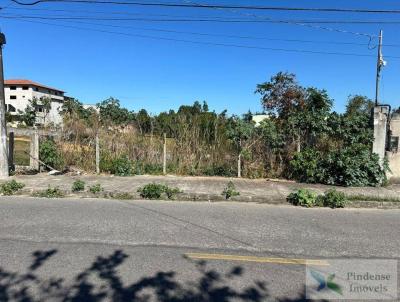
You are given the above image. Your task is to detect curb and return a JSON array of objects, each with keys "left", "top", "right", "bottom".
[{"left": 10, "top": 189, "right": 400, "bottom": 209}]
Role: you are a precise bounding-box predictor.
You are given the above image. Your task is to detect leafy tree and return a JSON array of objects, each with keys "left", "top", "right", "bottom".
[
  {"left": 60, "top": 98, "right": 94, "bottom": 121},
  {"left": 135, "top": 109, "right": 152, "bottom": 134},
  {"left": 345, "top": 95, "right": 374, "bottom": 116},
  {"left": 226, "top": 116, "right": 255, "bottom": 177},
  {"left": 18, "top": 100, "right": 37, "bottom": 127},
  {"left": 97, "top": 97, "right": 132, "bottom": 125},
  {"left": 255, "top": 72, "right": 305, "bottom": 118}
]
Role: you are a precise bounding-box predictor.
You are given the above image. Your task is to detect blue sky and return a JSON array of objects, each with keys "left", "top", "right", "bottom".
[{"left": 0, "top": 0, "right": 399, "bottom": 115}]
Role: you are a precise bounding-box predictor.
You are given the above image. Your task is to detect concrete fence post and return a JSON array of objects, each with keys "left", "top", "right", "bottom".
[
  {"left": 8, "top": 131, "right": 14, "bottom": 172},
  {"left": 163, "top": 133, "right": 167, "bottom": 175},
  {"left": 30, "top": 130, "right": 39, "bottom": 171},
  {"left": 95, "top": 132, "right": 100, "bottom": 174}
]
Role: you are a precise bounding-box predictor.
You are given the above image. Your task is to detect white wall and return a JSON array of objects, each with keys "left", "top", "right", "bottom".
[{"left": 5, "top": 84, "right": 64, "bottom": 125}]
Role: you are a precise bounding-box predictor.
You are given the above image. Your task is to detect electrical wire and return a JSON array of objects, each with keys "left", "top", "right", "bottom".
[
  {"left": 8, "top": 0, "right": 400, "bottom": 14},
  {"left": 2, "top": 13, "right": 400, "bottom": 25},
  {"left": 1, "top": 13, "right": 398, "bottom": 48},
  {"left": 3, "top": 16, "right": 400, "bottom": 59}
]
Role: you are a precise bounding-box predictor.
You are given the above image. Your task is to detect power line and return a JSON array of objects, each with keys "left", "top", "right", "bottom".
[
  {"left": 8, "top": 0, "right": 400, "bottom": 14},
  {"left": 2, "top": 13, "right": 400, "bottom": 25},
  {"left": 3, "top": 16, "right": 400, "bottom": 59},
  {"left": 2, "top": 13, "right": 400, "bottom": 48},
  {"left": 5, "top": 0, "right": 380, "bottom": 40},
  {"left": 182, "top": 0, "right": 376, "bottom": 41}
]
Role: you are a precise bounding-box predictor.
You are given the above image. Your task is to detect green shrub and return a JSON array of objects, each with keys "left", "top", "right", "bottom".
[
  {"left": 137, "top": 183, "right": 182, "bottom": 200},
  {"left": 289, "top": 145, "right": 387, "bottom": 187},
  {"left": 39, "top": 138, "right": 64, "bottom": 170},
  {"left": 0, "top": 180, "right": 25, "bottom": 195},
  {"left": 289, "top": 149, "right": 323, "bottom": 184},
  {"left": 135, "top": 162, "right": 164, "bottom": 175},
  {"left": 222, "top": 181, "right": 240, "bottom": 200},
  {"left": 32, "top": 186, "right": 64, "bottom": 198},
  {"left": 164, "top": 186, "right": 182, "bottom": 200},
  {"left": 287, "top": 189, "right": 317, "bottom": 207},
  {"left": 203, "top": 164, "right": 236, "bottom": 177},
  {"left": 100, "top": 155, "right": 133, "bottom": 176},
  {"left": 71, "top": 180, "right": 85, "bottom": 192},
  {"left": 137, "top": 183, "right": 164, "bottom": 199},
  {"left": 319, "top": 189, "right": 347, "bottom": 208},
  {"left": 89, "top": 184, "right": 103, "bottom": 194}
]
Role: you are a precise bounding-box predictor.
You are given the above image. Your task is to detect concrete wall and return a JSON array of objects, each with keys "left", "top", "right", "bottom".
[
  {"left": 5, "top": 84, "right": 64, "bottom": 125},
  {"left": 372, "top": 106, "right": 389, "bottom": 164},
  {"left": 387, "top": 113, "right": 400, "bottom": 181}
]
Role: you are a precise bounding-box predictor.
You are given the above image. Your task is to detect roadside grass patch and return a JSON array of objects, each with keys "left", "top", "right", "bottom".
[
  {"left": 287, "top": 188, "right": 347, "bottom": 208},
  {"left": 0, "top": 180, "right": 25, "bottom": 195},
  {"left": 346, "top": 194, "right": 400, "bottom": 203},
  {"left": 137, "top": 183, "right": 182, "bottom": 200},
  {"left": 222, "top": 181, "right": 240, "bottom": 200},
  {"left": 72, "top": 180, "right": 85, "bottom": 192},
  {"left": 89, "top": 184, "right": 104, "bottom": 195},
  {"left": 108, "top": 192, "right": 135, "bottom": 200},
  {"left": 32, "top": 186, "right": 64, "bottom": 198}
]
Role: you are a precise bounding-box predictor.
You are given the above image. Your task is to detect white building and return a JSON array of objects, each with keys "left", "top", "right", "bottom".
[
  {"left": 252, "top": 114, "right": 269, "bottom": 127},
  {"left": 4, "top": 79, "right": 65, "bottom": 125}
]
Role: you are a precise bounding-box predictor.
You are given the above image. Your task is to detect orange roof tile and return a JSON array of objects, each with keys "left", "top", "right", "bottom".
[{"left": 5, "top": 79, "right": 65, "bottom": 93}]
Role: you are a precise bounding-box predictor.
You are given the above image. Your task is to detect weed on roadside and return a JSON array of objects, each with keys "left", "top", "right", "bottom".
[
  {"left": 89, "top": 184, "right": 104, "bottom": 195},
  {"left": 32, "top": 186, "right": 64, "bottom": 198},
  {"left": 72, "top": 180, "right": 85, "bottom": 192},
  {"left": 287, "top": 189, "right": 317, "bottom": 207},
  {"left": 346, "top": 194, "right": 400, "bottom": 203},
  {"left": 108, "top": 192, "right": 135, "bottom": 200},
  {"left": 287, "top": 188, "right": 347, "bottom": 208},
  {"left": 137, "top": 183, "right": 182, "bottom": 200},
  {"left": 222, "top": 181, "right": 240, "bottom": 200},
  {"left": 0, "top": 180, "right": 25, "bottom": 195}
]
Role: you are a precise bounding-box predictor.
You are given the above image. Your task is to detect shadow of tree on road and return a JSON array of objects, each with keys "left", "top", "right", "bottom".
[{"left": 0, "top": 249, "right": 311, "bottom": 302}]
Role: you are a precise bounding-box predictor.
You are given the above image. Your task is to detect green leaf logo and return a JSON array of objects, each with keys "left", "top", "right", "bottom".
[{"left": 310, "top": 270, "right": 343, "bottom": 296}]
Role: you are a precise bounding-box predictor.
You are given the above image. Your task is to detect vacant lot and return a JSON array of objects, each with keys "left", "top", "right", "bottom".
[{"left": 13, "top": 136, "right": 30, "bottom": 166}]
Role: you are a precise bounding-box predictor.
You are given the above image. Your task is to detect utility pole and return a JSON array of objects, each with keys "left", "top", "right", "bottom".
[
  {"left": 0, "top": 32, "right": 9, "bottom": 177},
  {"left": 375, "top": 30, "right": 384, "bottom": 106}
]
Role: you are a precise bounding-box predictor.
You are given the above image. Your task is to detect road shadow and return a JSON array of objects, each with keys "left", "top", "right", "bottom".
[{"left": 0, "top": 249, "right": 312, "bottom": 302}]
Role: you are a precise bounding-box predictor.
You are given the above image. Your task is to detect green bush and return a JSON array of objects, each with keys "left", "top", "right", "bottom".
[
  {"left": 89, "top": 184, "right": 103, "bottom": 194},
  {"left": 319, "top": 189, "right": 347, "bottom": 208},
  {"left": 71, "top": 180, "right": 85, "bottom": 192},
  {"left": 134, "top": 162, "right": 164, "bottom": 175},
  {"left": 39, "top": 138, "right": 64, "bottom": 170},
  {"left": 222, "top": 181, "right": 240, "bottom": 200},
  {"left": 137, "top": 183, "right": 181, "bottom": 200},
  {"left": 32, "top": 186, "right": 64, "bottom": 198},
  {"left": 289, "top": 145, "right": 387, "bottom": 187},
  {"left": 0, "top": 180, "right": 25, "bottom": 195},
  {"left": 100, "top": 155, "right": 133, "bottom": 176},
  {"left": 203, "top": 164, "right": 236, "bottom": 177},
  {"left": 287, "top": 189, "right": 317, "bottom": 207}
]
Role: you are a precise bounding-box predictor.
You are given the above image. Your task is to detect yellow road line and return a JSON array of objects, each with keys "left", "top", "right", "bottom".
[{"left": 185, "top": 253, "right": 329, "bottom": 266}]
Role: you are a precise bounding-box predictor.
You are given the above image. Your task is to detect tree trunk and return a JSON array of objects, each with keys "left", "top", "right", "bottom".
[{"left": 237, "top": 153, "right": 242, "bottom": 178}]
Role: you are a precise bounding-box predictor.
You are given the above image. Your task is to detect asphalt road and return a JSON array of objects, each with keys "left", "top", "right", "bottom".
[{"left": 0, "top": 197, "right": 399, "bottom": 301}]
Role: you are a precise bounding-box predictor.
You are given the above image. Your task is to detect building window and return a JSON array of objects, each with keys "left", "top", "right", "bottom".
[
  {"left": 10, "top": 86, "right": 17, "bottom": 90},
  {"left": 34, "top": 87, "right": 39, "bottom": 92},
  {"left": 7, "top": 104, "right": 16, "bottom": 112},
  {"left": 10, "top": 95, "right": 17, "bottom": 100},
  {"left": 22, "top": 86, "right": 29, "bottom": 90}
]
